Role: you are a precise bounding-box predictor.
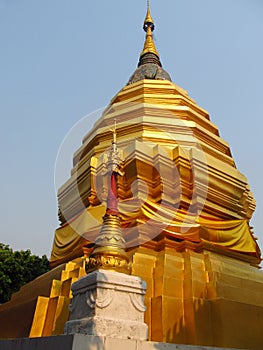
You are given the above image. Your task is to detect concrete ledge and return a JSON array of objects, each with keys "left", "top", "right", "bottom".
[{"left": 0, "top": 334, "right": 245, "bottom": 350}]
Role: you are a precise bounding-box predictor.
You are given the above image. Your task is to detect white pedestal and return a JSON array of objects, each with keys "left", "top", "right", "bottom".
[{"left": 64, "top": 269, "right": 148, "bottom": 341}]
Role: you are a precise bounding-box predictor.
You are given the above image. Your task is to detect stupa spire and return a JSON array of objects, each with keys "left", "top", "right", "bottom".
[
  {"left": 140, "top": 1, "right": 160, "bottom": 60},
  {"left": 127, "top": 2, "right": 172, "bottom": 84}
]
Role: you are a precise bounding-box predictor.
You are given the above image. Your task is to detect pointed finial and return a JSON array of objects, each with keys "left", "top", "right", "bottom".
[
  {"left": 144, "top": 0, "right": 154, "bottom": 32},
  {"left": 140, "top": 2, "right": 159, "bottom": 59},
  {"left": 113, "top": 119, "right": 117, "bottom": 145}
]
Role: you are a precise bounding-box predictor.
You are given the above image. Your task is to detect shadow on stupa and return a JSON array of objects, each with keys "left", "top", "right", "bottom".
[
  {"left": 151, "top": 297, "right": 213, "bottom": 348},
  {"left": 151, "top": 293, "right": 263, "bottom": 350}
]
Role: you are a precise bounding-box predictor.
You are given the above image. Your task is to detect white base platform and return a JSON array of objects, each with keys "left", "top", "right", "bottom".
[{"left": 0, "top": 334, "right": 245, "bottom": 350}]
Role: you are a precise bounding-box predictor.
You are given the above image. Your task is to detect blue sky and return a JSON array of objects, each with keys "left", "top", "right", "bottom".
[{"left": 1, "top": 0, "right": 263, "bottom": 258}]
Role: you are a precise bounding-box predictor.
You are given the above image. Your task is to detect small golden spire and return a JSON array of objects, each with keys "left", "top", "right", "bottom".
[
  {"left": 86, "top": 125, "right": 130, "bottom": 274},
  {"left": 140, "top": 2, "right": 160, "bottom": 58}
]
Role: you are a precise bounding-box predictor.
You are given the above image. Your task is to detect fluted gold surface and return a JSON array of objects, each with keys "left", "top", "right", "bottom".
[
  {"left": 29, "top": 258, "right": 86, "bottom": 337},
  {"left": 52, "top": 79, "right": 260, "bottom": 267},
  {"left": 130, "top": 243, "right": 263, "bottom": 349},
  {"left": 86, "top": 214, "right": 130, "bottom": 274},
  {"left": 0, "top": 258, "right": 86, "bottom": 339}
]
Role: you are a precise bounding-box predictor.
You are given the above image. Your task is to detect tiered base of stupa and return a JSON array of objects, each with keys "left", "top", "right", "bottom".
[
  {"left": 130, "top": 244, "right": 263, "bottom": 349},
  {"left": 0, "top": 244, "right": 263, "bottom": 350}
]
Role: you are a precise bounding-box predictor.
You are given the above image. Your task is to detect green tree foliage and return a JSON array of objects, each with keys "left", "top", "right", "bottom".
[{"left": 0, "top": 243, "right": 50, "bottom": 303}]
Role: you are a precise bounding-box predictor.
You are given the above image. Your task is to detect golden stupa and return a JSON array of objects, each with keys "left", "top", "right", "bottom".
[{"left": 1, "top": 5, "right": 263, "bottom": 350}]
